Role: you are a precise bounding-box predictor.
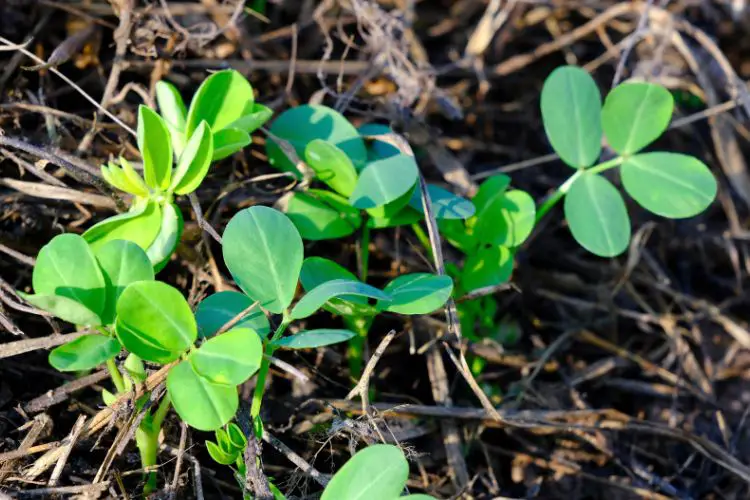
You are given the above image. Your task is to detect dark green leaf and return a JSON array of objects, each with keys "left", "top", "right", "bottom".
[
  {"left": 206, "top": 440, "right": 238, "bottom": 465},
  {"left": 409, "top": 184, "right": 475, "bottom": 220},
  {"left": 367, "top": 206, "right": 423, "bottom": 228},
  {"left": 461, "top": 245, "right": 513, "bottom": 291},
  {"left": 291, "top": 279, "right": 389, "bottom": 319},
  {"left": 602, "top": 83, "right": 673, "bottom": 155},
  {"left": 189, "top": 328, "right": 263, "bottom": 386},
  {"left": 299, "top": 257, "right": 375, "bottom": 317},
  {"left": 195, "top": 291, "right": 270, "bottom": 338},
  {"left": 167, "top": 361, "right": 238, "bottom": 431},
  {"left": 358, "top": 123, "right": 400, "bottom": 162},
  {"left": 273, "top": 329, "right": 356, "bottom": 349},
  {"left": 349, "top": 154, "right": 418, "bottom": 209},
  {"left": 285, "top": 190, "right": 362, "bottom": 240},
  {"left": 137, "top": 106, "right": 173, "bottom": 190},
  {"left": 49, "top": 334, "right": 121, "bottom": 371},
  {"left": 226, "top": 423, "right": 247, "bottom": 450},
  {"left": 378, "top": 274, "right": 453, "bottom": 315}
]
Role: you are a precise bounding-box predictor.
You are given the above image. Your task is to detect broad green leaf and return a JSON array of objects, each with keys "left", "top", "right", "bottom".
[
  {"left": 285, "top": 190, "right": 362, "bottom": 240},
  {"left": 21, "top": 293, "right": 102, "bottom": 326},
  {"left": 461, "top": 245, "right": 513, "bottom": 291},
  {"left": 83, "top": 201, "right": 162, "bottom": 253},
  {"left": 273, "top": 329, "right": 356, "bottom": 349},
  {"left": 155, "top": 81, "right": 187, "bottom": 132},
  {"left": 471, "top": 175, "right": 511, "bottom": 212},
  {"left": 171, "top": 122, "right": 214, "bottom": 194},
  {"left": 186, "top": 69, "right": 255, "bottom": 135},
  {"left": 349, "top": 155, "right": 418, "bottom": 209},
  {"left": 540, "top": 66, "right": 602, "bottom": 168},
  {"left": 32, "top": 233, "right": 106, "bottom": 320},
  {"left": 378, "top": 274, "right": 453, "bottom": 315},
  {"left": 189, "top": 328, "right": 263, "bottom": 386},
  {"left": 167, "top": 361, "right": 238, "bottom": 431},
  {"left": 137, "top": 106, "right": 173, "bottom": 190},
  {"left": 304, "top": 139, "right": 358, "bottom": 196},
  {"left": 145, "top": 202, "right": 183, "bottom": 272},
  {"left": 206, "top": 440, "right": 238, "bottom": 465},
  {"left": 115, "top": 281, "right": 197, "bottom": 363},
  {"left": 227, "top": 102, "right": 273, "bottom": 133},
  {"left": 438, "top": 218, "right": 477, "bottom": 254},
  {"left": 367, "top": 206, "right": 423, "bottom": 228},
  {"left": 564, "top": 173, "right": 630, "bottom": 257},
  {"left": 358, "top": 123, "right": 401, "bottom": 163},
  {"left": 320, "top": 444, "right": 408, "bottom": 500},
  {"left": 222, "top": 206, "right": 303, "bottom": 313},
  {"left": 195, "top": 291, "right": 270, "bottom": 338},
  {"left": 101, "top": 161, "right": 148, "bottom": 197},
  {"left": 212, "top": 128, "right": 251, "bottom": 161},
  {"left": 290, "top": 279, "right": 389, "bottom": 319},
  {"left": 409, "top": 184, "right": 475, "bottom": 220},
  {"left": 95, "top": 239, "right": 154, "bottom": 325},
  {"left": 474, "top": 190, "right": 536, "bottom": 247},
  {"left": 299, "top": 257, "right": 375, "bottom": 317},
  {"left": 49, "top": 334, "right": 120, "bottom": 371},
  {"left": 620, "top": 152, "right": 716, "bottom": 218},
  {"left": 602, "top": 82, "right": 673, "bottom": 155},
  {"left": 365, "top": 185, "right": 416, "bottom": 220},
  {"left": 267, "top": 104, "right": 367, "bottom": 175},
  {"left": 227, "top": 423, "right": 247, "bottom": 449}
]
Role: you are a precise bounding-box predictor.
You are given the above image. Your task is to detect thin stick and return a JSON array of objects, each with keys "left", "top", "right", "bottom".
[{"left": 48, "top": 415, "right": 87, "bottom": 486}]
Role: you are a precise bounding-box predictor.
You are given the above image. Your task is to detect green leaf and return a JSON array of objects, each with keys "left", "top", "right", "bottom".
[
  {"left": 285, "top": 190, "right": 362, "bottom": 241},
  {"left": 358, "top": 123, "right": 400, "bottom": 162},
  {"left": 291, "top": 279, "right": 389, "bottom": 320},
  {"left": 365, "top": 185, "right": 416, "bottom": 220},
  {"left": 155, "top": 81, "right": 187, "bottom": 132},
  {"left": 115, "top": 281, "right": 197, "bottom": 363},
  {"left": 145, "top": 202, "right": 183, "bottom": 272},
  {"left": 186, "top": 69, "right": 255, "bottom": 136},
  {"left": 212, "top": 128, "right": 251, "bottom": 161},
  {"left": 304, "top": 139, "right": 358, "bottom": 197},
  {"left": 267, "top": 104, "right": 367, "bottom": 175},
  {"left": 620, "top": 152, "right": 716, "bottom": 218},
  {"left": 320, "top": 444, "right": 408, "bottom": 500},
  {"left": 299, "top": 257, "right": 375, "bottom": 317},
  {"left": 101, "top": 161, "right": 148, "bottom": 197},
  {"left": 349, "top": 155, "right": 418, "bottom": 209},
  {"left": 195, "top": 291, "right": 270, "bottom": 338},
  {"left": 119, "top": 158, "right": 150, "bottom": 196},
  {"left": 83, "top": 201, "right": 162, "bottom": 253},
  {"left": 564, "top": 173, "right": 631, "bottom": 257},
  {"left": 378, "top": 274, "right": 453, "bottom": 315},
  {"left": 474, "top": 189, "right": 536, "bottom": 247},
  {"left": 137, "top": 106, "right": 173, "bottom": 190},
  {"left": 21, "top": 293, "right": 101, "bottom": 326},
  {"left": 409, "top": 184, "right": 475, "bottom": 220},
  {"left": 540, "top": 66, "right": 602, "bottom": 168},
  {"left": 124, "top": 353, "right": 147, "bottom": 383},
  {"left": 227, "top": 102, "right": 273, "bottom": 133},
  {"left": 367, "top": 206, "right": 423, "bottom": 228},
  {"left": 273, "top": 329, "right": 356, "bottom": 349},
  {"left": 206, "top": 440, "right": 238, "bottom": 465},
  {"left": 167, "top": 361, "right": 238, "bottom": 431},
  {"left": 189, "top": 328, "right": 263, "bottom": 386},
  {"left": 438, "top": 218, "right": 477, "bottom": 254},
  {"left": 222, "top": 206, "right": 303, "bottom": 314},
  {"left": 49, "top": 334, "right": 121, "bottom": 372},
  {"left": 601, "top": 82, "right": 673, "bottom": 155},
  {"left": 95, "top": 239, "right": 154, "bottom": 325},
  {"left": 226, "top": 423, "right": 247, "bottom": 450},
  {"left": 32, "top": 233, "right": 106, "bottom": 321},
  {"left": 461, "top": 245, "right": 513, "bottom": 291},
  {"left": 402, "top": 495, "right": 438, "bottom": 499},
  {"left": 171, "top": 121, "right": 214, "bottom": 195}
]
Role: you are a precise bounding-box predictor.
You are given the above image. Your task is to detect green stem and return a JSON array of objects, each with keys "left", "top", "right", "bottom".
[
  {"left": 137, "top": 395, "right": 170, "bottom": 495},
  {"left": 534, "top": 156, "right": 624, "bottom": 224},
  {"left": 151, "top": 393, "right": 171, "bottom": 430},
  {"left": 106, "top": 358, "right": 126, "bottom": 394},
  {"left": 346, "top": 316, "right": 372, "bottom": 378},
  {"left": 250, "top": 317, "right": 291, "bottom": 433},
  {"left": 359, "top": 221, "right": 371, "bottom": 282},
  {"left": 411, "top": 222, "right": 433, "bottom": 260}
]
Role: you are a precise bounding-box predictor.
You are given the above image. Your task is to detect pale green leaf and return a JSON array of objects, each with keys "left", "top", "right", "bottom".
[
  {"left": 167, "top": 361, "right": 238, "bottom": 431},
  {"left": 171, "top": 121, "right": 214, "bottom": 195},
  {"left": 155, "top": 80, "right": 187, "bottom": 132},
  {"left": 602, "top": 82, "right": 673, "bottom": 155},
  {"left": 304, "top": 139, "right": 358, "bottom": 197},
  {"left": 378, "top": 274, "right": 453, "bottom": 315},
  {"left": 145, "top": 202, "right": 183, "bottom": 272},
  {"left": 320, "top": 444, "right": 408, "bottom": 500},
  {"left": 212, "top": 128, "right": 251, "bottom": 161},
  {"left": 189, "top": 328, "right": 263, "bottom": 385},
  {"left": 49, "top": 334, "right": 121, "bottom": 371},
  {"left": 409, "top": 184, "right": 475, "bottom": 220},
  {"left": 186, "top": 69, "right": 255, "bottom": 135},
  {"left": 349, "top": 154, "right": 418, "bottom": 209},
  {"left": 83, "top": 200, "right": 162, "bottom": 253},
  {"left": 21, "top": 293, "right": 102, "bottom": 326},
  {"left": 273, "top": 329, "right": 356, "bottom": 349},
  {"left": 95, "top": 239, "right": 154, "bottom": 325},
  {"left": 291, "top": 279, "right": 389, "bottom": 319},
  {"left": 137, "top": 105, "right": 173, "bottom": 190}
]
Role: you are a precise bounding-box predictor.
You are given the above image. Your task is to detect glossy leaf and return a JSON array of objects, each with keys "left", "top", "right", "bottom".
[
  {"left": 21, "top": 293, "right": 102, "bottom": 326},
  {"left": 320, "top": 444, "right": 408, "bottom": 500},
  {"left": 285, "top": 190, "right": 362, "bottom": 240},
  {"left": 115, "top": 281, "right": 197, "bottom": 363},
  {"left": 304, "top": 139, "right": 358, "bottom": 196},
  {"left": 222, "top": 206, "right": 303, "bottom": 313},
  {"left": 83, "top": 201, "right": 162, "bottom": 253},
  {"left": 602, "top": 82, "right": 674, "bottom": 155},
  {"left": 195, "top": 291, "right": 270, "bottom": 338},
  {"left": 540, "top": 66, "right": 602, "bottom": 168},
  {"left": 206, "top": 440, "right": 237, "bottom": 465},
  {"left": 291, "top": 279, "right": 389, "bottom": 320},
  {"left": 475, "top": 189, "right": 535, "bottom": 247},
  {"left": 349, "top": 155, "right": 418, "bottom": 209},
  {"left": 167, "top": 361, "right": 238, "bottom": 431},
  {"left": 227, "top": 423, "right": 247, "bottom": 449},
  {"left": 145, "top": 202, "right": 183, "bottom": 272},
  {"left": 155, "top": 81, "right": 187, "bottom": 133},
  {"left": 189, "top": 328, "right": 263, "bottom": 386},
  {"left": 171, "top": 121, "right": 214, "bottom": 195},
  {"left": 101, "top": 161, "right": 148, "bottom": 197},
  {"left": 32, "top": 233, "right": 106, "bottom": 321},
  {"left": 95, "top": 239, "right": 154, "bottom": 325},
  {"left": 227, "top": 102, "right": 273, "bottom": 133},
  {"left": 137, "top": 105, "right": 173, "bottom": 190},
  {"left": 49, "top": 334, "right": 121, "bottom": 372},
  {"left": 564, "top": 173, "right": 630, "bottom": 257},
  {"left": 621, "top": 152, "right": 716, "bottom": 218},
  {"left": 273, "top": 329, "right": 356, "bottom": 349},
  {"left": 379, "top": 274, "right": 453, "bottom": 315},
  {"left": 461, "top": 245, "right": 513, "bottom": 291},
  {"left": 267, "top": 104, "right": 367, "bottom": 175},
  {"left": 119, "top": 158, "right": 150, "bottom": 196},
  {"left": 299, "top": 257, "right": 375, "bottom": 317},
  {"left": 212, "top": 128, "right": 251, "bottom": 161},
  {"left": 186, "top": 69, "right": 255, "bottom": 135},
  {"left": 409, "top": 184, "right": 475, "bottom": 220}
]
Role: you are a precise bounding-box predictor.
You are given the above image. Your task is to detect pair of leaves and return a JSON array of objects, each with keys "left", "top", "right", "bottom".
[
  {"left": 24, "top": 235, "right": 154, "bottom": 329},
  {"left": 206, "top": 423, "right": 247, "bottom": 465},
  {"left": 321, "top": 444, "right": 436, "bottom": 500}
]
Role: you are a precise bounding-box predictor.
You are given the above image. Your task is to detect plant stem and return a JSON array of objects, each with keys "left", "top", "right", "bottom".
[
  {"left": 411, "top": 222, "right": 433, "bottom": 260},
  {"left": 359, "top": 221, "right": 371, "bottom": 282},
  {"left": 106, "top": 358, "right": 126, "bottom": 394},
  {"left": 250, "top": 318, "right": 290, "bottom": 433},
  {"left": 151, "top": 393, "right": 171, "bottom": 430},
  {"left": 137, "top": 394, "right": 170, "bottom": 495},
  {"left": 345, "top": 316, "right": 372, "bottom": 378},
  {"left": 534, "top": 156, "right": 624, "bottom": 223}
]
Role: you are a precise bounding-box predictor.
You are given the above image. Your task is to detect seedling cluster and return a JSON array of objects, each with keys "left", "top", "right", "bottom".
[{"left": 21, "top": 65, "right": 717, "bottom": 497}]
